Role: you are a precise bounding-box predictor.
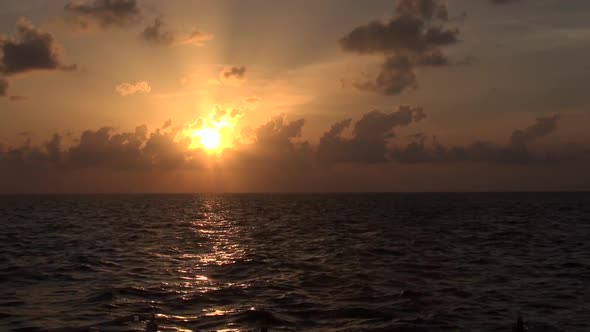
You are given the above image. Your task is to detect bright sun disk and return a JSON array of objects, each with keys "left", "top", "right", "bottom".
[{"left": 194, "top": 128, "right": 220, "bottom": 150}]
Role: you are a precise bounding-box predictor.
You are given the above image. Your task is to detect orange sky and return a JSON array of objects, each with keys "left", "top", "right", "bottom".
[{"left": 1, "top": 0, "right": 590, "bottom": 192}]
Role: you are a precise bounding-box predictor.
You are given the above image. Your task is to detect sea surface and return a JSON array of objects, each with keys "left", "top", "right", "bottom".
[{"left": 1, "top": 193, "right": 589, "bottom": 331}]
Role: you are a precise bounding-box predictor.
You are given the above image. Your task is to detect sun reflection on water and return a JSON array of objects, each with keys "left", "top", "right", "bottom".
[
  {"left": 162, "top": 197, "right": 252, "bottom": 329},
  {"left": 188, "top": 201, "right": 249, "bottom": 267},
  {"left": 203, "top": 308, "right": 240, "bottom": 316}
]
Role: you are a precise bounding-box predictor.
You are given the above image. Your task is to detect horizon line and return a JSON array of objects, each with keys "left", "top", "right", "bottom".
[{"left": 1, "top": 191, "right": 589, "bottom": 195}]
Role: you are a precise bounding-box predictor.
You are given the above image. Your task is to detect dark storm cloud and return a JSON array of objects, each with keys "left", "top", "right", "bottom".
[
  {"left": 0, "top": 79, "right": 7, "bottom": 97},
  {"left": 317, "top": 105, "right": 425, "bottom": 163},
  {"left": 392, "top": 115, "right": 576, "bottom": 164},
  {"left": 140, "top": 18, "right": 174, "bottom": 46},
  {"left": 0, "top": 18, "right": 76, "bottom": 75},
  {"left": 64, "top": 0, "right": 142, "bottom": 29},
  {"left": 340, "top": 0, "right": 459, "bottom": 95}
]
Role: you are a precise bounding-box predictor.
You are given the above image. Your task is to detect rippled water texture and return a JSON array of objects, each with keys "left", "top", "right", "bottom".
[{"left": 1, "top": 193, "right": 589, "bottom": 331}]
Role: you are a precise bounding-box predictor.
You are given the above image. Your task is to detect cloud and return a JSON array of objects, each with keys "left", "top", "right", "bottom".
[
  {"left": 63, "top": 0, "right": 142, "bottom": 30},
  {"left": 251, "top": 116, "right": 306, "bottom": 150},
  {"left": 210, "top": 66, "right": 247, "bottom": 85},
  {"left": 245, "top": 96, "right": 261, "bottom": 105},
  {"left": 340, "top": 0, "right": 459, "bottom": 95},
  {"left": 392, "top": 115, "right": 572, "bottom": 164},
  {"left": 0, "top": 113, "right": 304, "bottom": 178},
  {"left": 0, "top": 17, "right": 76, "bottom": 75},
  {"left": 220, "top": 66, "right": 246, "bottom": 80},
  {"left": 115, "top": 81, "right": 151, "bottom": 96},
  {"left": 225, "top": 114, "right": 313, "bottom": 172},
  {"left": 140, "top": 18, "right": 174, "bottom": 46},
  {"left": 1, "top": 110, "right": 589, "bottom": 193},
  {"left": 0, "top": 111, "right": 579, "bottom": 174},
  {"left": 0, "top": 134, "right": 63, "bottom": 169},
  {"left": 67, "top": 126, "right": 201, "bottom": 170},
  {"left": 510, "top": 115, "right": 559, "bottom": 146},
  {"left": 140, "top": 18, "right": 214, "bottom": 47},
  {"left": 178, "top": 30, "right": 214, "bottom": 46},
  {"left": 0, "top": 79, "right": 7, "bottom": 97},
  {"left": 352, "top": 55, "right": 417, "bottom": 95},
  {"left": 9, "top": 95, "right": 27, "bottom": 102},
  {"left": 0, "top": 125, "right": 202, "bottom": 172},
  {"left": 318, "top": 105, "right": 425, "bottom": 163}
]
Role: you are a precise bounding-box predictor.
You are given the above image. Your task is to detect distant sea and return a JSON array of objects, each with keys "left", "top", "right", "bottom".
[{"left": 1, "top": 193, "right": 589, "bottom": 331}]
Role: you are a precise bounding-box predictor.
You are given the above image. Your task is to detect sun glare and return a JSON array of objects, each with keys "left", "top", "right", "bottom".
[
  {"left": 183, "top": 105, "right": 242, "bottom": 153},
  {"left": 195, "top": 128, "right": 221, "bottom": 150}
]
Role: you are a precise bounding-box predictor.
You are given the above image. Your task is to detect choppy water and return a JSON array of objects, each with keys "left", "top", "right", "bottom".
[{"left": 1, "top": 193, "right": 589, "bottom": 331}]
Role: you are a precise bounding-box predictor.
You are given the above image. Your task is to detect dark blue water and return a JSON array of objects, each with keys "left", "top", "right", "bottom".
[{"left": 1, "top": 193, "right": 589, "bottom": 331}]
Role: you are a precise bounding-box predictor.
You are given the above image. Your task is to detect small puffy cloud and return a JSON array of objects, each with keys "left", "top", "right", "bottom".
[
  {"left": 220, "top": 66, "right": 246, "bottom": 80},
  {"left": 63, "top": 0, "right": 142, "bottom": 30},
  {"left": 210, "top": 66, "right": 247, "bottom": 85},
  {"left": 339, "top": 0, "right": 459, "bottom": 96},
  {"left": 115, "top": 81, "right": 151, "bottom": 96},
  {"left": 245, "top": 96, "right": 261, "bottom": 104},
  {"left": 0, "top": 17, "right": 76, "bottom": 75}
]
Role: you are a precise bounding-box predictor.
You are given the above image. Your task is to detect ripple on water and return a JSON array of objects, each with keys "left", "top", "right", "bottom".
[{"left": 0, "top": 193, "right": 589, "bottom": 331}]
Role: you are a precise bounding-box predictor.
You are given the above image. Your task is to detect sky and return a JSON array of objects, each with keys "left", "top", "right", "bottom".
[{"left": 1, "top": 0, "right": 590, "bottom": 193}]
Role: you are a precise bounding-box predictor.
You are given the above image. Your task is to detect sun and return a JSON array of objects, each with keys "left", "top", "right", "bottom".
[
  {"left": 183, "top": 105, "right": 243, "bottom": 152},
  {"left": 194, "top": 128, "right": 221, "bottom": 150}
]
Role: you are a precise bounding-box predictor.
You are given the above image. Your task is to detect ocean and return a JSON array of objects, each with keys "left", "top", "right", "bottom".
[{"left": 1, "top": 193, "right": 589, "bottom": 331}]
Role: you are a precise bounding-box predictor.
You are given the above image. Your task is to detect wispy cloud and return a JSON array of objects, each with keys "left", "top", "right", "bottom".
[
  {"left": 115, "top": 81, "right": 151, "bottom": 96},
  {"left": 63, "top": 0, "right": 142, "bottom": 30}
]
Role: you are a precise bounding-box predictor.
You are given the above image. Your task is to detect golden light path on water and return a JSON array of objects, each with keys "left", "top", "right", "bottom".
[{"left": 159, "top": 197, "right": 253, "bottom": 331}]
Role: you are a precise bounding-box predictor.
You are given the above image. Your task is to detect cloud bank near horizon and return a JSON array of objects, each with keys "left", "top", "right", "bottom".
[{"left": 1, "top": 107, "right": 585, "bottom": 175}]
